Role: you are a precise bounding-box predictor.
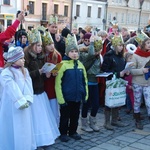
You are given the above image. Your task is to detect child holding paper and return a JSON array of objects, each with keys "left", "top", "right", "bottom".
[
  {"left": 43, "top": 31, "right": 62, "bottom": 127},
  {"left": 124, "top": 52, "right": 134, "bottom": 114},
  {"left": 24, "top": 29, "right": 60, "bottom": 148}
]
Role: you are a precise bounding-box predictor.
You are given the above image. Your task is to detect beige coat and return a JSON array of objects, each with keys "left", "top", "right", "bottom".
[{"left": 130, "top": 53, "right": 150, "bottom": 86}]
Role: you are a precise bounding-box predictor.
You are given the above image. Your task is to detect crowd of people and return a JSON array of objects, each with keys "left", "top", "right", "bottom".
[{"left": 0, "top": 11, "right": 150, "bottom": 150}]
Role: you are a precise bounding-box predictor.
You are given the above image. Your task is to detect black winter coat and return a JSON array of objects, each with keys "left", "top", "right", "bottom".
[{"left": 101, "top": 50, "right": 126, "bottom": 79}]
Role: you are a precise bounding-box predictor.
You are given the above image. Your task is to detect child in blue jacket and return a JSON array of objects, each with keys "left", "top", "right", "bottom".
[{"left": 55, "top": 34, "right": 88, "bottom": 142}]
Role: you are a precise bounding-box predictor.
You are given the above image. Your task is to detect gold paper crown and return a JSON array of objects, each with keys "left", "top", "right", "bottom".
[
  {"left": 72, "top": 23, "right": 78, "bottom": 29},
  {"left": 43, "top": 31, "right": 54, "bottom": 46},
  {"left": 36, "top": 25, "right": 46, "bottom": 34},
  {"left": 111, "top": 20, "right": 118, "bottom": 28},
  {"left": 111, "top": 34, "right": 124, "bottom": 47},
  {"left": 28, "top": 29, "right": 42, "bottom": 44},
  {"left": 135, "top": 31, "right": 149, "bottom": 45},
  {"left": 49, "top": 15, "right": 58, "bottom": 24},
  {"left": 94, "top": 37, "right": 103, "bottom": 52},
  {"left": 65, "top": 34, "right": 78, "bottom": 53}
]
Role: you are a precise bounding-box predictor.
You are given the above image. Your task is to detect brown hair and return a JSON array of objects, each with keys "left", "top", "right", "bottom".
[
  {"left": 140, "top": 38, "right": 150, "bottom": 50},
  {"left": 43, "top": 45, "right": 61, "bottom": 64}
]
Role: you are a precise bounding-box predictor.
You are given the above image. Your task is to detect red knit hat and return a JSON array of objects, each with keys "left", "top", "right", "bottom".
[{"left": 84, "top": 33, "right": 91, "bottom": 39}]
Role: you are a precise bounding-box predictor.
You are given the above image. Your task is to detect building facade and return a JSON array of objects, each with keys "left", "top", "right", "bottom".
[
  {"left": 72, "top": 0, "right": 107, "bottom": 30},
  {"left": 107, "top": 0, "right": 150, "bottom": 31},
  {"left": 0, "top": 0, "right": 18, "bottom": 30},
  {"left": 0, "top": 0, "right": 150, "bottom": 32}
]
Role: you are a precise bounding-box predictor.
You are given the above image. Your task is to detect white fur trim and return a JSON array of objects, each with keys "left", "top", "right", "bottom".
[{"left": 126, "top": 44, "right": 137, "bottom": 54}]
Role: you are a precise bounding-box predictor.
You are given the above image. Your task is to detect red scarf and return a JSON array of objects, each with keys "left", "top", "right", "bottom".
[{"left": 135, "top": 47, "right": 150, "bottom": 57}]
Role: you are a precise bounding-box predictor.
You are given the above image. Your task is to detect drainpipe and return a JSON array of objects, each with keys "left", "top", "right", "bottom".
[{"left": 70, "top": 0, "right": 73, "bottom": 31}]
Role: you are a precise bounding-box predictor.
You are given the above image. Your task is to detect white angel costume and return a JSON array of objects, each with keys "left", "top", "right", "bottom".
[{"left": 0, "top": 67, "right": 36, "bottom": 150}]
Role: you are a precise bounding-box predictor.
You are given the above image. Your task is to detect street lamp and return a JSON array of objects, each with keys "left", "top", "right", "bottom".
[{"left": 138, "top": 0, "right": 144, "bottom": 30}]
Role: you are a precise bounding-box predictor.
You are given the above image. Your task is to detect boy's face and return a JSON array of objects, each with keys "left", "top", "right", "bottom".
[
  {"left": 68, "top": 49, "right": 79, "bottom": 60},
  {"left": 21, "top": 35, "right": 27, "bottom": 44},
  {"left": 47, "top": 24, "right": 57, "bottom": 34}
]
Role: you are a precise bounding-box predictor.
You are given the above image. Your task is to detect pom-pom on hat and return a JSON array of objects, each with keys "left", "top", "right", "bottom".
[
  {"left": 111, "top": 34, "right": 124, "bottom": 47},
  {"left": 3, "top": 46, "right": 24, "bottom": 63},
  {"left": 48, "top": 15, "right": 58, "bottom": 25},
  {"left": 65, "top": 34, "right": 78, "bottom": 55},
  {"left": 28, "top": 29, "right": 42, "bottom": 44}
]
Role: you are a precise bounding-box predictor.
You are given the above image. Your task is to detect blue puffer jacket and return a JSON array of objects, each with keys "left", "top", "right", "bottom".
[{"left": 55, "top": 55, "right": 88, "bottom": 105}]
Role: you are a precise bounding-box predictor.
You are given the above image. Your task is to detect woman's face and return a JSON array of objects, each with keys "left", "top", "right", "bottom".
[
  {"left": 33, "top": 42, "right": 42, "bottom": 54},
  {"left": 144, "top": 39, "right": 150, "bottom": 52},
  {"left": 45, "top": 44, "right": 54, "bottom": 53}
]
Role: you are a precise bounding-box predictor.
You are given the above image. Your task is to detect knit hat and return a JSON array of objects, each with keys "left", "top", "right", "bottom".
[
  {"left": 84, "top": 33, "right": 92, "bottom": 39},
  {"left": 65, "top": 34, "right": 78, "bottom": 55},
  {"left": 4, "top": 46, "right": 24, "bottom": 63}
]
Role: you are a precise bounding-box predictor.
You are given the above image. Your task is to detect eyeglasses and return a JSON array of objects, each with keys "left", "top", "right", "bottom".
[{"left": 84, "top": 39, "right": 90, "bottom": 42}]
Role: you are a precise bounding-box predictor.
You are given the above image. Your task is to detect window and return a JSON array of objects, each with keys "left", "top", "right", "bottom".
[
  {"left": 7, "top": 20, "right": 12, "bottom": 27},
  {"left": 29, "top": 1, "right": 34, "bottom": 14},
  {"left": 121, "top": 13, "right": 124, "bottom": 23},
  {"left": 54, "top": 4, "right": 58, "bottom": 14},
  {"left": 76, "top": 5, "right": 80, "bottom": 17},
  {"left": 64, "top": 5, "right": 68, "bottom": 17},
  {"left": 42, "top": 3, "right": 47, "bottom": 20},
  {"left": 4, "top": 0, "right": 10, "bottom": 5},
  {"left": 87, "top": 6, "right": 91, "bottom": 17},
  {"left": 97, "top": 7, "right": 101, "bottom": 18}
]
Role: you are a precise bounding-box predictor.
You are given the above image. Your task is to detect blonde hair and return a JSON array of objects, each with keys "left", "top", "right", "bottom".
[{"left": 4, "top": 62, "right": 26, "bottom": 79}]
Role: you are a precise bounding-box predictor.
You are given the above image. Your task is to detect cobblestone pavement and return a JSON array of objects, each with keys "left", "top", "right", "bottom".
[{"left": 42, "top": 106, "right": 150, "bottom": 150}]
